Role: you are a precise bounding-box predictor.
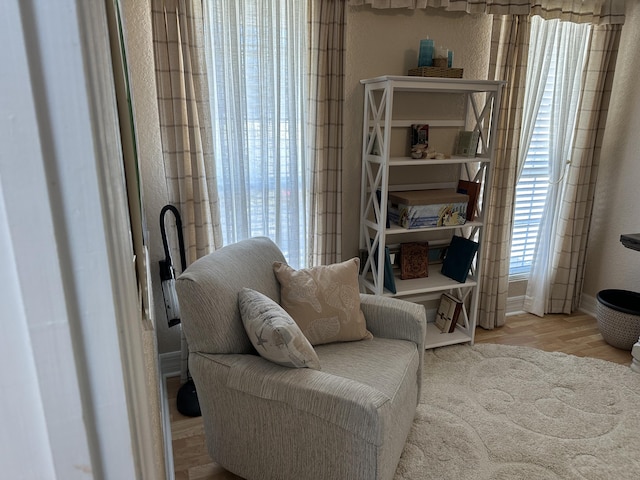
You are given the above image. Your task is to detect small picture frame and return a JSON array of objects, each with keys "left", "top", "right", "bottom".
[
  {"left": 455, "top": 130, "right": 480, "bottom": 157},
  {"left": 428, "top": 244, "right": 448, "bottom": 265},
  {"left": 410, "top": 124, "right": 429, "bottom": 158}
]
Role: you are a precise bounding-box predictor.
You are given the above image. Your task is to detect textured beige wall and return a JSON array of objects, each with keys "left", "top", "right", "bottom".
[
  {"left": 121, "top": 0, "right": 179, "bottom": 353},
  {"left": 343, "top": 6, "right": 493, "bottom": 259},
  {"left": 583, "top": 2, "right": 640, "bottom": 298}
]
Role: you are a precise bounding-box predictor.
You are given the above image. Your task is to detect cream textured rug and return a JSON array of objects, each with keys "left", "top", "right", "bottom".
[{"left": 394, "top": 344, "right": 640, "bottom": 480}]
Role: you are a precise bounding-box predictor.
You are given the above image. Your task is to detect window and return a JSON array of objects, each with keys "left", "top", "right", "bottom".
[
  {"left": 509, "top": 17, "right": 590, "bottom": 277},
  {"left": 203, "top": 0, "right": 308, "bottom": 268},
  {"left": 510, "top": 66, "right": 554, "bottom": 276}
]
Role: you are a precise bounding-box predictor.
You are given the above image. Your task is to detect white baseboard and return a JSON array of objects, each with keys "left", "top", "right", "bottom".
[
  {"left": 579, "top": 293, "right": 597, "bottom": 317},
  {"left": 505, "top": 293, "right": 598, "bottom": 318},
  {"left": 159, "top": 350, "right": 181, "bottom": 378},
  {"left": 160, "top": 370, "right": 175, "bottom": 480},
  {"left": 159, "top": 351, "right": 180, "bottom": 480},
  {"left": 506, "top": 295, "right": 525, "bottom": 316}
]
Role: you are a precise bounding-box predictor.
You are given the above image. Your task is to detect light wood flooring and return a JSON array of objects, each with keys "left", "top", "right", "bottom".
[{"left": 166, "top": 311, "right": 634, "bottom": 480}]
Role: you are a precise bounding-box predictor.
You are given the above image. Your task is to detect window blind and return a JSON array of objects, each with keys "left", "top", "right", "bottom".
[{"left": 509, "top": 61, "right": 553, "bottom": 275}]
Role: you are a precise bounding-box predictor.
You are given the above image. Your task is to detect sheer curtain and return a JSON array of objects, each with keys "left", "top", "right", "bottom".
[
  {"left": 523, "top": 17, "right": 590, "bottom": 316},
  {"left": 517, "top": 17, "right": 558, "bottom": 180},
  {"left": 203, "top": 0, "right": 308, "bottom": 268}
]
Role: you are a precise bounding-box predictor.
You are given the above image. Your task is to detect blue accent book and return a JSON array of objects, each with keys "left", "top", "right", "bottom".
[
  {"left": 441, "top": 235, "right": 479, "bottom": 283},
  {"left": 371, "top": 241, "right": 397, "bottom": 294}
]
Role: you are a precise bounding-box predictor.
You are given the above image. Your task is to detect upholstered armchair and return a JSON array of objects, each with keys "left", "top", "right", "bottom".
[{"left": 176, "top": 237, "right": 426, "bottom": 480}]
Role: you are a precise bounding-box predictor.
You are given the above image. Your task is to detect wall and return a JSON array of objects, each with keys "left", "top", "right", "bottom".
[
  {"left": 582, "top": 1, "right": 640, "bottom": 299},
  {"left": 121, "top": 0, "right": 180, "bottom": 354},
  {"left": 343, "top": 6, "right": 493, "bottom": 260}
]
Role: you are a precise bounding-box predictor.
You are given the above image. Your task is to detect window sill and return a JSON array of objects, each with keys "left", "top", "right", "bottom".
[{"left": 509, "top": 273, "right": 529, "bottom": 282}]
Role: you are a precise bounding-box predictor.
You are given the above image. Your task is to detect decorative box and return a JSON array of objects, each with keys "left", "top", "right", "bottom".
[{"left": 388, "top": 189, "right": 468, "bottom": 229}]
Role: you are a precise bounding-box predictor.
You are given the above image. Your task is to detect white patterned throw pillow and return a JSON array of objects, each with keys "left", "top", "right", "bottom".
[
  {"left": 273, "top": 258, "right": 372, "bottom": 345},
  {"left": 238, "top": 288, "right": 321, "bottom": 369}
]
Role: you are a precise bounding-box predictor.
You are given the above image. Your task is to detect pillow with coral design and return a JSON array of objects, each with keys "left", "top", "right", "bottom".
[{"left": 273, "top": 258, "right": 372, "bottom": 346}]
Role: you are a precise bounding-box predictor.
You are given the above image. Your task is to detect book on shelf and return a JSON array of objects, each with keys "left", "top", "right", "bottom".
[
  {"left": 456, "top": 180, "right": 481, "bottom": 221},
  {"left": 400, "top": 242, "right": 429, "bottom": 280},
  {"left": 382, "top": 246, "right": 396, "bottom": 294},
  {"left": 370, "top": 241, "right": 397, "bottom": 294},
  {"left": 441, "top": 235, "right": 479, "bottom": 283},
  {"left": 435, "top": 293, "right": 463, "bottom": 333}
]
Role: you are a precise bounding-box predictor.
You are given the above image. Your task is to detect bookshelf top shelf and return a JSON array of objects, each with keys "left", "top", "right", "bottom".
[
  {"left": 364, "top": 155, "right": 490, "bottom": 165},
  {"left": 389, "top": 156, "right": 490, "bottom": 166},
  {"left": 360, "top": 75, "right": 506, "bottom": 93}
]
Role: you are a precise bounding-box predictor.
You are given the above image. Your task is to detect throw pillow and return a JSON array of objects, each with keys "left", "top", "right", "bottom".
[
  {"left": 238, "top": 288, "right": 321, "bottom": 369},
  {"left": 273, "top": 258, "right": 372, "bottom": 345}
]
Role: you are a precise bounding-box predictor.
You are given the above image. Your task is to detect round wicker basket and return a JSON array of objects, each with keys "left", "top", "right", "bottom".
[{"left": 596, "top": 289, "right": 640, "bottom": 351}]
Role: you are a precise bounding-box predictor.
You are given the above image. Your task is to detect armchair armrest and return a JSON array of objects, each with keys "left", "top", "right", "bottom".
[
  {"left": 359, "top": 294, "right": 426, "bottom": 399},
  {"left": 360, "top": 294, "right": 426, "bottom": 349}
]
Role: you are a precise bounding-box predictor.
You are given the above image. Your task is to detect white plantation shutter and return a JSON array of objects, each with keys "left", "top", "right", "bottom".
[{"left": 510, "top": 74, "right": 553, "bottom": 275}]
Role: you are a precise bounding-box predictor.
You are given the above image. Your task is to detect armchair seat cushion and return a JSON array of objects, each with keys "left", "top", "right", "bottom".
[{"left": 219, "top": 336, "right": 419, "bottom": 445}]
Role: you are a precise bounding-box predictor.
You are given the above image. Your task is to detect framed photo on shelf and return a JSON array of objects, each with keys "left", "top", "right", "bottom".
[
  {"left": 428, "top": 244, "right": 448, "bottom": 265},
  {"left": 454, "top": 130, "right": 480, "bottom": 157},
  {"left": 435, "top": 293, "right": 463, "bottom": 333}
]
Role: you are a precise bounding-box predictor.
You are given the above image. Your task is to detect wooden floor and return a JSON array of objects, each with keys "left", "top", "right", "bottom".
[{"left": 166, "top": 311, "right": 633, "bottom": 479}]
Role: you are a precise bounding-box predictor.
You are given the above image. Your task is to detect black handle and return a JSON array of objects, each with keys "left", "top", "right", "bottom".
[{"left": 160, "top": 204, "right": 187, "bottom": 273}]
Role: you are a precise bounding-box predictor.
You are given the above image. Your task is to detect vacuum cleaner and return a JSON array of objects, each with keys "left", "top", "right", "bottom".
[{"left": 159, "top": 204, "right": 201, "bottom": 417}]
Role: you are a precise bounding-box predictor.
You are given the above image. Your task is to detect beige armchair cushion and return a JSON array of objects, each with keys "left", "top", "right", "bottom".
[
  {"left": 273, "top": 258, "right": 372, "bottom": 345},
  {"left": 238, "top": 288, "right": 321, "bottom": 370}
]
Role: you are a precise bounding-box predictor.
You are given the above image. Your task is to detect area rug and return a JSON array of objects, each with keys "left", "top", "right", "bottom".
[{"left": 394, "top": 344, "right": 640, "bottom": 480}]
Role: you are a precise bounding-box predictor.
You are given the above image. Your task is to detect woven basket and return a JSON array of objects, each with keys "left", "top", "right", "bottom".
[
  {"left": 596, "top": 289, "right": 640, "bottom": 350},
  {"left": 408, "top": 67, "right": 464, "bottom": 78}
]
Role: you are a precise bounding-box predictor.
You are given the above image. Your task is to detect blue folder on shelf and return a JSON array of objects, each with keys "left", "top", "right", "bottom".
[
  {"left": 371, "top": 242, "right": 396, "bottom": 294},
  {"left": 441, "top": 235, "right": 479, "bottom": 283}
]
